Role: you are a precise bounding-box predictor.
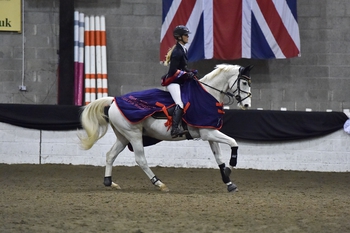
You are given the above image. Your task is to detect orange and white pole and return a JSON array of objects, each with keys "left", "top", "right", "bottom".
[
  {"left": 84, "top": 16, "right": 91, "bottom": 105},
  {"left": 89, "top": 15, "right": 96, "bottom": 102},
  {"left": 101, "top": 15, "right": 108, "bottom": 97},
  {"left": 95, "top": 16, "right": 103, "bottom": 99}
]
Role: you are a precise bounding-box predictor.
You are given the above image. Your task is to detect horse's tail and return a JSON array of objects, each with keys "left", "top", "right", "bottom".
[{"left": 78, "top": 97, "right": 114, "bottom": 150}]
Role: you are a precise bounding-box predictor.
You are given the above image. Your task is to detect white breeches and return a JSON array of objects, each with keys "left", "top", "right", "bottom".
[{"left": 167, "top": 83, "right": 183, "bottom": 108}]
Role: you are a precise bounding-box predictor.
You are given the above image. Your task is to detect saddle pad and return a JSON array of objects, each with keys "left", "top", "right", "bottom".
[{"left": 114, "top": 79, "right": 225, "bottom": 129}]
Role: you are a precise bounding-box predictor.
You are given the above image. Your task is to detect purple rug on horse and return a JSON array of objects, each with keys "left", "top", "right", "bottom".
[{"left": 114, "top": 78, "right": 225, "bottom": 129}]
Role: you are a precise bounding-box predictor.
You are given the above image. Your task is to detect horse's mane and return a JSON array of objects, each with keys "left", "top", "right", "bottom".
[{"left": 202, "top": 64, "right": 240, "bottom": 80}]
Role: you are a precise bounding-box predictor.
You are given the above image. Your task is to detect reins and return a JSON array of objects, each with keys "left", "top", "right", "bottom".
[{"left": 197, "top": 80, "right": 234, "bottom": 97}]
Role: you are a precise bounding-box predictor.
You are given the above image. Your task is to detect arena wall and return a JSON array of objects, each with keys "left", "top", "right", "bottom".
[
  {"left": 1, "top": 122, "right": 349, "bottom": 172},
  {"left": 1, "top": 0, "right": 350, "bottom": 112}
]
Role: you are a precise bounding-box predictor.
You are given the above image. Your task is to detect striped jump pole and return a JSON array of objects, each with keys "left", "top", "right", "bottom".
[
  {"left": 95, "top": 16, "right": 103, "bottom": 99},
  {"left": 77, "top": 12, "right": 85, "bottom": 106},
  {"left": 100, "top": 15, "right": 108, "bottom": 97},
  {"left": 89, "top": 15, "right": 96, "bottom": 102},
  {"left": 84, "top": 16, "right": 91, "bottom": 105},
  {"left": 74, "top": 11, "right": 79, "bottom": 105},
  {"left": 81, "top": 13, "right": 108, "bottom": 104}
]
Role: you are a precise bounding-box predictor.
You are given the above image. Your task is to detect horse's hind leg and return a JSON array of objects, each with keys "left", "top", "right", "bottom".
[
  {"left": 130, "top": 138, "right": 169, "bottom": 192},
  {"left": 209, "top": 141, "right": 237, "bottom": 193},
  {"left": 104, "top": 127, "right": 128, "bottom": 189}
]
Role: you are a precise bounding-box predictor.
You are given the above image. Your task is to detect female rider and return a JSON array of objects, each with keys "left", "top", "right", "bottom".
[{"left": 162, "top": 25, "right": 196, "bottom": 138}]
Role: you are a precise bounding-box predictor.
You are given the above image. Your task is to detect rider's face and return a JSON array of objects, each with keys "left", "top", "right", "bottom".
[{"left": 182, "top": 34, "right": 189, "bottom": 44}]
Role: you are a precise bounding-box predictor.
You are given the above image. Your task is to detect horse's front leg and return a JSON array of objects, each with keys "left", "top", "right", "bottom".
[
  {"left": 201, "top": 129, "right": 239, "bottom": 190},
  {"left": 200, "top": 129, "right": 239, "bottom": 172},
  {"left": 130, "top": 139, "right": 169, "bottom": 192},
  {"left": 209, "top": 141, "right": 237, "bottom": 192}
]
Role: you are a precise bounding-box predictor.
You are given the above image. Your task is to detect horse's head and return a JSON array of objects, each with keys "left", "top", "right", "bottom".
[
  {"left": 228, "top": 65, "right": 253, "bottom": 110},
  {"left": 199, "top": 64, "right": 253, "bottom": 109}
]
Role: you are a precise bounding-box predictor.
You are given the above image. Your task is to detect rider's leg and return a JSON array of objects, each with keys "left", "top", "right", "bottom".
[
  {"left": 171, "top": 105, "right": 188, "bottom": 137},
  {"left": 167, "top": 83, "right": 187, "bottom": 137},
  {"left": 167, "top": 83, "right": 183, "bottom": 108}
]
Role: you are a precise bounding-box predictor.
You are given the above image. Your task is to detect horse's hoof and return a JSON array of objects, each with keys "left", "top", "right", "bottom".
[
  {"left": 227, "top": 183, "right": 238, "bottom": 193},
  {"left": 111, "top": 182, "right": 121, "bottom": 190},
  {"left": 224, "top": 167, "right": 232, "bottom": 177},
  {"left": 158, "top": 184, "right": 169, "bottom": 192}
]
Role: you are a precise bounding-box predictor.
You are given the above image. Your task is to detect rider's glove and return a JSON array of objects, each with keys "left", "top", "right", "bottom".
[
  {"left": 187, "top": 70, "right": 197, "bottom": 79},
  {"left": 187, "top": 72, "right": 195, "bottom": 79}
]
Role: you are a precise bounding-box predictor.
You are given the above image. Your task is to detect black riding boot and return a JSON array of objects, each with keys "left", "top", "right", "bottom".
[{"left": 171, "top": 105, "right": 188, "bottom": 138}]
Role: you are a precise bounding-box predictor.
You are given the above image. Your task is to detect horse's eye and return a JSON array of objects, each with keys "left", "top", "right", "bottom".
[{"left": 242, "top": 82, "right": 247, "bottom": 86}]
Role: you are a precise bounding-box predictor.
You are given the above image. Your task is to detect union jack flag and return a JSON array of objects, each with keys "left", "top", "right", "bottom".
[{"left": 160, "top": 0, "right": 301, "bottom": 62}]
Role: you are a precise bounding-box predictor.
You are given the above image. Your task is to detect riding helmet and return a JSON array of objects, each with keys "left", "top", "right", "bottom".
[{"left": 173, "top": 25, "right": 191, "bottom": 39}]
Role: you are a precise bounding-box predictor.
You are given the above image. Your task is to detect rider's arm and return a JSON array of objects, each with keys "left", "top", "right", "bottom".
[{"left": 167, "top": 49, "right": 182, "bottom": 76}]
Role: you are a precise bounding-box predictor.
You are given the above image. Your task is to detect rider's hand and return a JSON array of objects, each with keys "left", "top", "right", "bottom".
[
  {"left": 187, "top": 71, "right": 196, "bottom": 79},
  {"left": 191, "top": 69, "right": 198, "bottom": 75}
]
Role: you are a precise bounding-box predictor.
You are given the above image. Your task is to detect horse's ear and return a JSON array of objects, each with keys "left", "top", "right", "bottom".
[
  {"left": 247, "top": 65, "right": 254, "bottom": 71},
  {"left": 240, "top": 65, "right": 254, "bottom": 76}
]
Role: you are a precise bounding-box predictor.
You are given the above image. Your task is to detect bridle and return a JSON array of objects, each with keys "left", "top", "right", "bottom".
[
  {"left": 229, "top": 74, "right": 252, "bottom": 105},
  {"left": 198, "top": 72, "right": 252, "bottom": 106}
]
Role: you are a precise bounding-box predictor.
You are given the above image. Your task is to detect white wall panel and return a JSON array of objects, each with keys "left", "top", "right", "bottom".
[{"left": 0, "top": 122, "right": 349, "bottom": 172}]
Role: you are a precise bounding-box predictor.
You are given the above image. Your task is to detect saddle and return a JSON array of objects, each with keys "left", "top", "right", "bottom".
[
  {"left": 151, "top": 104, "right": 191, "bottom": 139},
  {"left": 151, "top": 105, "right": 176, "bottom": 119},
  {"left": 126, "top": 106, "right": 192, "bottom": 152}
]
